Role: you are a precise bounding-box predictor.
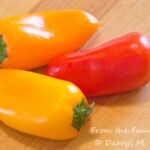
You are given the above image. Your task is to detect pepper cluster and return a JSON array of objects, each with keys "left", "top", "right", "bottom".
[{"left": 0, "top": 10, "right": 149, "bottom": 141}]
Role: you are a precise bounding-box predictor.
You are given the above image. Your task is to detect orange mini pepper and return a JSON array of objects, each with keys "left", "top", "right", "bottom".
[
  {"left": 0, "top": 10, "right": 99, "bottom": 70},
  {"left": 0, "top": 69, "right": 94, "bottom": 140}
]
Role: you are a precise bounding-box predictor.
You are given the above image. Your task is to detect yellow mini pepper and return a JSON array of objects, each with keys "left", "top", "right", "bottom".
[{"left": 0, "top": 69, "right": 94, "bottom": 140}]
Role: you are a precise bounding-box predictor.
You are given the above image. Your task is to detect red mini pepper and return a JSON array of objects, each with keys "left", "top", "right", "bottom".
[{"left": 46, "top": 33, "right": 150, "bottom": 97}]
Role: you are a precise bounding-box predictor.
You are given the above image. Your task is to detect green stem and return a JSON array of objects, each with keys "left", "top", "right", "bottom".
[
  {"left": 0, "top": 35, "right": 7, "bottom": 63},
  {"left": 72, "top": 99, "right": 95, "bottom": 131}
]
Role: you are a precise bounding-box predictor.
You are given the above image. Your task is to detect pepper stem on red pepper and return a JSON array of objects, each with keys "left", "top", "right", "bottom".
[
  {"left": 72, "top": 99, "right": 95, "bottom": 131},
  {"left": 0, "top": 35, "right": 7, "bottom": 63}
]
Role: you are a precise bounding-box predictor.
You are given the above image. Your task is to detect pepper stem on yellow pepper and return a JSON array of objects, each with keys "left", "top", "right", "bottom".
[
  {"left": 72, "top": 99, "right": 95, "bottom": 131},
  {"left": 0, "top": 35, "right": 7, "bottom": 63}
]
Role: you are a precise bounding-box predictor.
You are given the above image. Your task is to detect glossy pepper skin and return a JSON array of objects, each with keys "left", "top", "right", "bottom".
[
  {"left": 46, "top": 33, "right": 150, "bottom": 97},
  {"left": 0, "top": 10, "right": 99, "bottom": 70},
  {"left": 0, "top": 69, "right": 94, "bottom": 140}
]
